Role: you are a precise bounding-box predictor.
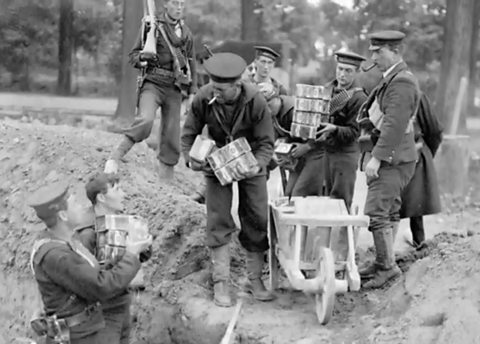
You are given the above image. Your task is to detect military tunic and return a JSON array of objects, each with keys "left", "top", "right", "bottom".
[
  {"left": 32, "top": 230, "right": 140, "bottom": 343},
  {"left": 181, "top": 81, "right": 274, "bottom": 252}
]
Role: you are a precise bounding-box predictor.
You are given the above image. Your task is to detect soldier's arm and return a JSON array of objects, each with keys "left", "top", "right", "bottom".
[
  {"left": 181, "top": 95, "right": 206, "bottom": 164},
  {"left": 251, "top": 96, "right": 275, "bottom": 168},
  {"left": 334, "top": 91, "right": 367, "bottom": 145},
  {"left": 372, "top": 77, "right": 418, "bottom": 162},
  {"left": 42, "top": 246, "right": 140, "bottom": 302},
  {"left": 128, "top": 25, "right": 145, "bottom": 69},
  {"left": 279, "top": 84, "right": 288, "bottom": 96}
]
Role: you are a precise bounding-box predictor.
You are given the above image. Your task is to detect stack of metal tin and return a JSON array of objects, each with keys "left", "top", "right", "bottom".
[
  {"left": 97, "top": 215, "right": 130, "bottom": 265},
  {"left": 207, "top": 137, "right": 259, "bottom": 185},
  {"left": 291, "top": 84, "right": 331, "bottom": 140}
]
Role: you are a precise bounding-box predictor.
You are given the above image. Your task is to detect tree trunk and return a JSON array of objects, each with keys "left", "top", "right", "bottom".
[
  {"left": 436, "top": 0, "right": 475, "bottom": 133},
  {"left": 113, "top": 0, "right": 143, "bottom": 123},
  {"left": 57, "top": 0, "right": 74, "bottom": 95},
  {"left": 467, "top": 0, "right": 480, "bottom": 118},
  {"left": 241, "top": 0, "right": 264, "bottom": 41}
]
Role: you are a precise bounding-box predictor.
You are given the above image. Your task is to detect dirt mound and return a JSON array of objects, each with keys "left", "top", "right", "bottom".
[{"left": 2, "top": 118, "right": 480, "bottom": 344}]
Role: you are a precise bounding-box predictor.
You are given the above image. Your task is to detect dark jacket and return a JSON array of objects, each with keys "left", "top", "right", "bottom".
[
  {"left": 129, "top": 12, "right": 197, "bottom": 95},
  {"left": 400, "top": 93, "right": 443, "bottom": 218},
  {"left": 369, "top": 61, "right": 419, "bottom": 165},
  {"left": 32, "top": 231, "right": 140, "bottom": 339},
  {"left": 181, "top": 81, "right": 274, "bottom": 174},
  {"left": 325, "top": 79, "right": 367, "bottom": 153}
]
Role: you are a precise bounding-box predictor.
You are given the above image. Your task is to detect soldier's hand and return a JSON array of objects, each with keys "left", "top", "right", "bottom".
[
  {"left": 291, "top": 143, "right": 311, "bottom": 158},
  {"left": 126, "top": 234, "right": 153, "bottom": 257},
  {"left": 140, "top": 52, "right": 158, "bottom": 62},
  {"left": 105, "top": 159, "right": 119, "bottom": 174},
  {"left": 365, "top": 156, "right": 381, "bottom": 180},
  {"left": 317, "top": 123, "right": 337, "bottom": 135}
]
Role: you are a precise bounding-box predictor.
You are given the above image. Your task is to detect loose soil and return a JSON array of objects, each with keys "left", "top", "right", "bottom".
[{"left": 1, "top": 118, "right": 480, "bottom": 344}]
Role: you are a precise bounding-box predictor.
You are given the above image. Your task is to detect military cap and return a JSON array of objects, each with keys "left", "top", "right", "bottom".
[
  {"left": 254, "top": 46, "right": 281, "bottom": 61},
  {"left": 204, "top": 52, "right": 247, "bottom": 83},
  {"left": 28, "top": 181, "right": 69, "bottom": 219},
  {"left": 85, "top": 172, "right": 119, "bottom": 204},
  {"left": 368, "top": 30, "right": 406, "bottom": 51},
  {"left": 334, "top": 50, "right": 366, "bottom": 67}
]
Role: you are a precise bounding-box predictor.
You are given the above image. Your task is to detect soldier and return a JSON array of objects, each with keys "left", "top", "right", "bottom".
[
  {"left": 357, "top": 31, "right": 419, "bottom": 288},
  {"left": 74, "top": 173, "right": 151, "bottom": 344},
  {"left": 251, "top": 46, "right": 288, "bottom": 99},
  {"left": 181, "top": 52, "right": 275, "bottom": 307},
  {"left": 105, "top": 0, "right": 197, "bottom": 180},
  {"left": 400, "top": 93, "right": 443, "bottom": 249},
  {"left": 317, "top": 51, "right": 367, "bottom": 210},
  {"left": 28, "top": 182, "right": 151, "bottom": 344}
]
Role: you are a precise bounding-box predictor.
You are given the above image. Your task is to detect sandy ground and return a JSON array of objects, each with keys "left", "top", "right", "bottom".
[{"left": 1, "top": 115, "right": 480, "bottom": 344}]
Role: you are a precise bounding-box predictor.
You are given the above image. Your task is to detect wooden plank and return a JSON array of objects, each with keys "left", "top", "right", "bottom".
[{"left": 276, "top": 214, "right": 370, "bottom": 228}]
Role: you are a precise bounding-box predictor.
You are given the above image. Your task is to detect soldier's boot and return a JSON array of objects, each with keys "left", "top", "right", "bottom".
[
  {"left": 211, "top": 245, "right": 233, "bottom": 307},
  {"left": 158, "top": 162, "right": 174, "bottom": 181},
  {"left": 363, "top": 227, "right": 402, "bottom": 289},
  {"left": 245, "top": 252, "right": 274, "bottom": 301},
  {"left": 359, "top": 230, "right": 384, "bottom": 279}
]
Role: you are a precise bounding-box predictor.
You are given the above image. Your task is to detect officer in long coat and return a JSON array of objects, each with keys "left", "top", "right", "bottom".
[
  {"left": 357, "top": 31, "right": 419, "bottom": 289},
  {"left": 29, "top": 182, "right": 150, "bottom": 344},
  {"left": 400, "top": 93, "right": 443, "bottom": 248},
  {"left": 181, "top": 53, "right": 275, "bottom": 307}
]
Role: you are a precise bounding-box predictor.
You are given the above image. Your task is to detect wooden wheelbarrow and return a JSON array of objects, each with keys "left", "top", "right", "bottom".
[{"left": 268, "top": 196, "right": 370, "bottom": 324}]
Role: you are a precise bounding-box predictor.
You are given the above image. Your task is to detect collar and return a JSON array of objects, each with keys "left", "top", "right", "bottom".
[
  {"left": 383, "top": 60, "right": 403, "bottom": 78},
  {"left": 160, "top": 11, "right": 182, "bottom": 26}
]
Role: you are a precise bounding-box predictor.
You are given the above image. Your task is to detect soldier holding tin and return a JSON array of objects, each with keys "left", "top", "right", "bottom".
[
  {"left": 74, "top": 173, "right": 152, "bottom": 344},
  {"left": 251, "top": 46, "right": 288, "bottom": 99},
  {"left": 28, "top": 182, "right": 151, "bottom": 344},
  {"left": 317, "top": 51, "right": 367, "bottom": 210},
  {"left": 357, "top": 31, "right": 419, "bottom": 289},
  {"left": 181, "top": 52, "right": 275, "bottom": 307}
]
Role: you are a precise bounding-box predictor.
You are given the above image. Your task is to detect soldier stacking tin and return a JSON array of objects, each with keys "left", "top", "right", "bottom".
[{"left": 291, "top": 84, "right": 331, "bottom": 140}]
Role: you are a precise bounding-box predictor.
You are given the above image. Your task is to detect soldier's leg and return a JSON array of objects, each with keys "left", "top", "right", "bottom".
[
  {"left": 157, "top": 86, "right": 183, "bottom": 169},
  {"left": 112, "top": 82, "right": 161, "bottom": 161},
  {"left": 291, "top": 154, "right": 325, "bottom": 197},
  {"left": 205, "top": 176, "right": 235, "bottom": 307},
  {"left": 327, "top": 152, "right": 358, "bottom": 210},
  {"left": 410, "top": 216, "right": 425, "bottom": 247},
  {"left": 95, "top": 304, "right": 130, "bottom": 343},
  {"left": 237, "top": 175, "right": 273, "bottom": 301},
  {"left": 119, "top": 301, "right": 131, "bottom": 344}
]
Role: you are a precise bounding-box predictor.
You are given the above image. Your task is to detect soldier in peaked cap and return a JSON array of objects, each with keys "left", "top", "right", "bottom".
[
  {"left": 356, "top": 30, "right": 419, "bottom": 289},
  {"left": 251, "top": 46, "right": 288, "bottom": 100},
  {"left": 28, "top": 181, "right": 150, "bottom": 344},
  {"left": 181, "top": 52, "right": 275, "bottom": 307},
  {"left": 314, "top": 50, "right": 368, "bottom": 210}
]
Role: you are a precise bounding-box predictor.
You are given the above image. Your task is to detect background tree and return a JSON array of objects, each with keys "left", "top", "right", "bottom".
[{"left": 57, "top": 0, "right": 74, "bottom": 95}]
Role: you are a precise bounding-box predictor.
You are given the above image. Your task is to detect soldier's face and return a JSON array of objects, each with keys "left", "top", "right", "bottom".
[
  {"left": 165, "top": 0, "right": 185, "bottom": 20},
  {"left": 336, "top": 63, "right": 357, "bottom": 88},
  {"left": 102, "top": 183, "right": 125, "bottom": 213},
  {"left": 63, "top": 194, "right": 86, "bottom": 227},
  {"left": 211, "top": 81, "right": 241, "bottom": 104},
  {"left": 255, "top": 56, "right": 275, "bottom": 79},
  {"left": 371, "top": 47, "right": 395, "bottom": 72}
]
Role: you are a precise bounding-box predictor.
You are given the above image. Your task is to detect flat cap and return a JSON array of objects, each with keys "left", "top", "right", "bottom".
[
  {"left": 334, "top": 50, "right": 366, "bottom": 67},
  {"left": 254, "top": 46, "right": 281, "bottom": 61},
  {"left": 28, "top": 181, "right": 69, "bottom": 219},
  {"left": 204, "top": 52, "right": 247, "bottom": 83},
  {"left": 368, "top": 30, "right": 406, "bottom": 51}
]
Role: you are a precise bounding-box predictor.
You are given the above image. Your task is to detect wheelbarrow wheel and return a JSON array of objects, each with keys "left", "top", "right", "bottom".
[{"left": 315, "top": 246, "right": 336, "bottom": 325}]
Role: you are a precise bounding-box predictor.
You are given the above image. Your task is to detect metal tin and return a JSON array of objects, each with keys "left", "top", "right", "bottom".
[
  {"left": 293, "top": 111, "right": 323, "bottom": 126},
  {"left": 189, "top": 135, "right": 216, "bottom": 163},
  {"left": 97, "top": 246, "right": 107, "bottom": 263},
  {"left": 295, "top": 97, "right": 313, "bottom": 111},
  {"left": 295, "top": 84, "right": 329, "bottom": 99},
  {"left": 105, "top": 214, "right": 131, "bottom": 230},
  {"left": 274, "top": 142, "right": 294, "bottom": 155},
  {"left": 207, "top": 149, "right": 229, "bottom": 171},
  {"left": 290, "top": 123, "right": 317, "bottom": 140},
  {"left": 207, "top": 137, "right": 252, "bottom": 171},
  {"left": 104, "top": 245, "right": 126, "bottom": 263},
  {"left": 229, "top": 152, "right": 258, "bottom": 175},
  {"left": 214, "top": 166, "right": 234, "bottom": 186},
  {"left": 311, "top": 99, "right": 330, "bottom": 114},
  {"left": 106, "top": 230, "right": 128, "bottom": 247}
]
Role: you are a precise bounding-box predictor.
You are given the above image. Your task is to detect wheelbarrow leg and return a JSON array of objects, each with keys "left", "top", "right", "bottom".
[
  {"left": 345, "top": 225, "right": 361, "bottom": 291},
  {"left": 268, "top": 206, "right": 280, "bottom": 290}
]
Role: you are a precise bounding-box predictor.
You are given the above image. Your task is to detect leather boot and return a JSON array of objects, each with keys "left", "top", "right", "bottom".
[
  {"left": 359, "top": 261, "right": 378, "bottom": 279},
  {"left": 211, "top": 245, "right": 233, "bottom": 307},
  {"left": 363, "top": 227, "right": 402, "bottom": 289},
  {"left": 245, "top": 252, "right": 274, "bottom": 301},
  {"left": 158, "top": 162, "right": 174, "bottom": 181}
]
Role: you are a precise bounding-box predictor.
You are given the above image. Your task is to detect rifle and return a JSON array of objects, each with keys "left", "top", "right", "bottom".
[{"left": 136, "top": 0, "right": 157, "bottom": 108}]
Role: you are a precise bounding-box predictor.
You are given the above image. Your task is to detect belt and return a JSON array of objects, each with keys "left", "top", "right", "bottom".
[
  {"left": 148, "top": 67, "right": 175, "bottom": 78},
  {"left": 60, "top": 303, "right": 101, "bottom": 328}
]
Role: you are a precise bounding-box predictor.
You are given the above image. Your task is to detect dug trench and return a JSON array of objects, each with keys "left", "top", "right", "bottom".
[{"left": 2, "top": 119, "right": 480, "bottom": 344}]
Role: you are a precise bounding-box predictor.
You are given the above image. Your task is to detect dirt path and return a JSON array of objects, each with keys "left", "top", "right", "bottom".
[{"left": 2, "top": 118, "right": 480, "bottom": 344}]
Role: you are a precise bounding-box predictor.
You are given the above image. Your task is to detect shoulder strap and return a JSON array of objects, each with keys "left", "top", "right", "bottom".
[
  {"left": 158, "top": 23, "right": 191, "bottom": 78},
  {"left": 30, "top": 238, "right": 67, "bottom": 275}
]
